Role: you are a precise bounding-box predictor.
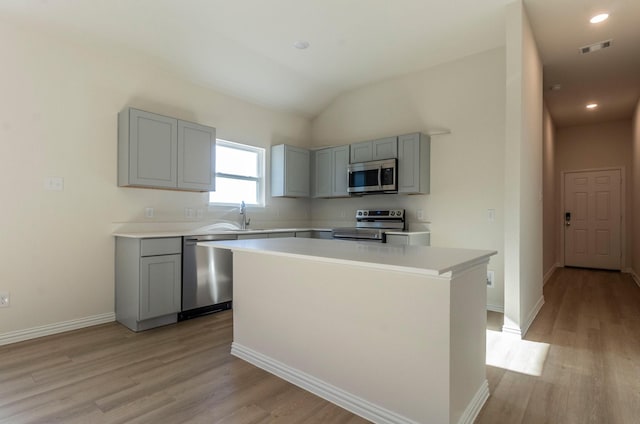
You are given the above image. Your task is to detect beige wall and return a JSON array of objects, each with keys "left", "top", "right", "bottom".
[
  {"left": 310, "top": 47, "right": 507, "bottom": 311},
  {"left": 555, "top": 119, "right": 633, "bottom": 269},
  {"left": 503, "top": 1, "right": 544, "bottom": 336},
  {"left": 0, "top": 21, "right": 311, "bottom": 335},
  {"left": 631, "top": 101, "right": 640, "bottom": 276},
  {"left": 542, "top": 107, "right": 557, "bottom": 279}
]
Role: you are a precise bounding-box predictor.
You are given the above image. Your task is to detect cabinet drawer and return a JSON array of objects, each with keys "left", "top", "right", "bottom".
[{"left": 140, "top": 237, "right": 182, "bottom": 256}]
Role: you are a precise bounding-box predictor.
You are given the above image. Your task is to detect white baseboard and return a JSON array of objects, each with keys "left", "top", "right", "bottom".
[
  {"left": 543, "top": 263, "right": 559, "bottom": 285},
  {"left": 486, "top": 304, "right": 504, "bottom": 313},
  {"left": 501, "top": 295, "right": 544, "bottom": 338},
  {"left": 232, "top": 342, "right": 488, "bottom": 424},
  {"left": 457, "top": 380, "right": 490, "bottom": 424},
  {"left": 232, "top": 343, "right": 423, "bottom": 424},
  {"left": 628, "top": 269, "right": 640, "bottom": 288},
  {"left": 0, "top": 312, "right": 116, "bottom": 346}
]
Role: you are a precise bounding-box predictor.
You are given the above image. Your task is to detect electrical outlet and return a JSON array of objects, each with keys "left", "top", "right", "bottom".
[
  {"left": 487, "top": 209, "right": 495, "bottom": 222},
  {"left": 144, "top": 207, "right": 154, "bottom": 218},
  {"left": 196, "top": 208, "right": 204, "bottom": 219},
  {"left": 184, "top": 208, "right": 194, "bottom": 218},
  {"left": 417, "top": 209, "right": 424, "bottom": 220},
  {"left": 44, "top": 176, "right": 64, "bottom": 191},
  {"left": 0, "top": 292, "right": 9, "bottom": 308},
  {"left": 487, "top": 271, "right": 495, "bottom": 287}
]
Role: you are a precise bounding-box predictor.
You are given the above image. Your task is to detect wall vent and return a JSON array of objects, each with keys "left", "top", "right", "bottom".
[{"left": 580, "top": 39, "right": 613, "bottom": 54}]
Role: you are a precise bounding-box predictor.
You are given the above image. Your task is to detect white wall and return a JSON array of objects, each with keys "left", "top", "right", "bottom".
[
  {"left": 633, "top": 100, "right": 640, "bottom": 277},
  {"left": 311, "top": 47, "right": 506, "bottom": 310},
  {"left": 503, "top": 1, "right": 544, "bottom": 336},
  {"left": 555, "top": 119, "right": 633, "bottom": 268},
  {"left": 542, "top": 106, "right": 557, "bottom": 280},
  {"left": 0, "top": 21, "right": 311, "bottom": 335}
]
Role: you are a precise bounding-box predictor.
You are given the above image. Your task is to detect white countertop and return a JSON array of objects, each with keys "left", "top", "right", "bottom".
[
  {"left": 113, "top": 228, "right": 429, "bottom": 238},
  {"left": 112, "top": 227, "right": 332, "bottom": 238},
  {"left": 200, "top": 237, "right": 495, "bottom": 276}
]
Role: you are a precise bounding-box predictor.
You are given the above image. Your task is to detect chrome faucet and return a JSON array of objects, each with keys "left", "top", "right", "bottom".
[{"left": 240, "top": 201, "right": 250, "bottom": 230}]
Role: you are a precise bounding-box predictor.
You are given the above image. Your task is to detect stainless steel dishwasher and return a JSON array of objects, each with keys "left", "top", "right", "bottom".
[{"left": 179, "top": 234, "right": 235, "bottom": 320}]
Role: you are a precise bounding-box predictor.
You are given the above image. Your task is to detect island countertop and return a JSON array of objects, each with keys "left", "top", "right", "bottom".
[{"left": 199, "top": 237, "right": 496, "bottom": 276}]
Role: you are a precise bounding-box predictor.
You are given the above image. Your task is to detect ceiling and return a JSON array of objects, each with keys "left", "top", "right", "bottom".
[{"left": 1, "top": 0, "right": 638, "bottom": 127}]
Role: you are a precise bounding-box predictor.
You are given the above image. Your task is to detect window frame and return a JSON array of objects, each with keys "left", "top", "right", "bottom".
[{"left": 209, "top": 139, "right": 265, "bottom": 207}]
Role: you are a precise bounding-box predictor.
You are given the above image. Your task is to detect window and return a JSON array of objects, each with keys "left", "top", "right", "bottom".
[{"left": 209, "top": 139, "right": 265, "bottom": 206}]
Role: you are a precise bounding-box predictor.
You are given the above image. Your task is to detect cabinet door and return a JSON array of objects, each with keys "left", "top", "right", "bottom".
[
  {"left": 350, "top": 141, "right": 373, "bottom": 163},
  {"left": 178, "top": 120, "right": 216, "bottom": 191},
  {"left": 398, "top": 133, "right": 430, "bottom": 194},
  {"left": 284, "top": 146, "right": 310, "bottom": 197},
  {"left": 129, "top": 109, "right": 178, "bottom": 188},
  {"left": 314, "top": 149, "right": 332, "bottom": 198},
  {"left": 371, "top": 137, "right": 398, "bottom": 160},
  {"left": 139, "top": 254, "right": 181, "bottom": 320},
  {"left": 332, "top": 146, "right": 350, "bottom": 196}
]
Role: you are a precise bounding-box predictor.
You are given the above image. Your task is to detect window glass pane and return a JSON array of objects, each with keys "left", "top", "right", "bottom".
[
  {"left": 209, "top": 177, "right": 258, "bottom": 205},
  {"left": 216, "top": 145, "right": 258, "bottom": 177}
]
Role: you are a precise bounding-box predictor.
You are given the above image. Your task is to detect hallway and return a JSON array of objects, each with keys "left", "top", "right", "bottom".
[{"left": 477, "top": 267, "right": 640, "bottom": 423}]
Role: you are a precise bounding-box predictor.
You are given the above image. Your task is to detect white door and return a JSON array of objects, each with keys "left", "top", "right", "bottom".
[{"left": 564, "top": 169, "right": 621, "bottom": 270}]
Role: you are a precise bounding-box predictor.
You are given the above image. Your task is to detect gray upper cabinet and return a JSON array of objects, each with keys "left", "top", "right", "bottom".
[
  {"left": 398, "top": 133, "right": 430, "bottom": 194},
  {"left": 331, "top": 145, "right": 349, "bottom": 196},
  {"left": 349, "top": 136, "right": 397, "bottom": 163},
  {"left": 313, "top": 145, "right": 349, "bottom": 198},
  {"left": 118, "top": 107, "right": 215, "bottom": 192},
  {"left": 177, "top": 120, "right": 216, "bottom": 191},
  {"left": 271, "top": 144, "right": 310, "bottom": 197},
  {"left": 314, "top": 148, "right": 332, "bottom": 198}
]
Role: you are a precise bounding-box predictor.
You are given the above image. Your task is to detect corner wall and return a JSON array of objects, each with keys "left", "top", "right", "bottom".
[
  {"left": 0, "top": 20, "right": 311, "bottom": 336},
  {"left": 633, "top": 99, "right": 640, "bottom": 279},
  {"left": 542, "top": 106, "right": 557, "bottom": 281},
  {"left": 311, "top": 47, "right": 506, "bottom": 311},
  {"left": 503, "top": 1, "right": 544, "bottom": 336}
]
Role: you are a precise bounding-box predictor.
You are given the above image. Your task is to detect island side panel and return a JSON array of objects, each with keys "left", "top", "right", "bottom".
[
  {"left": 231, "top": 250, "right": 453, "bottom": 424},
  {"left": 449, "top": 263, "right": 490, "bottom": 424}
]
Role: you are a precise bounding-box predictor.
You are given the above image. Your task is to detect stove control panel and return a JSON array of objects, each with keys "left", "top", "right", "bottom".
[{"left": 356, "top": 209, "right": 404, "bottom": 219}]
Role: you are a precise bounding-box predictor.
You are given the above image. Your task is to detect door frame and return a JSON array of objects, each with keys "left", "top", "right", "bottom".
[{"left": 559, "top": 166, "right": 626, "bottom": 270}]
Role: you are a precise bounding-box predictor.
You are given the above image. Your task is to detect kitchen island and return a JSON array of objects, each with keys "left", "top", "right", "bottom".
[{"left": 200, "top": 238, "right": 496, "bottom": 424}]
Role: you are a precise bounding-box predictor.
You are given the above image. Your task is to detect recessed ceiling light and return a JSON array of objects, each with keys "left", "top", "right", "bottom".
[
  {"left": 586, "top": 103, "right": 599, "bottom": 109},
  {"left": 590, "top": 13, "right": 609, "bottom": 24},
  {"left": 293, "top": 40, "right": 310, "bottom": 50}
]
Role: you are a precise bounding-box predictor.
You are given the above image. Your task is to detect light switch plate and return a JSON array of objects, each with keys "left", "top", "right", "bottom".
[{"left": 0, "top": 291, "right": 9, "bottom": 307}]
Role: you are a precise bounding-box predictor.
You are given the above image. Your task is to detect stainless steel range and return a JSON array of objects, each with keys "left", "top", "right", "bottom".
[{"left": 332, "top": 209, "right": 405, "bottom": 242}]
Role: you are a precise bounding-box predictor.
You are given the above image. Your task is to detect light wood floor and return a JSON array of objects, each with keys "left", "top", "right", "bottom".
[
  {"left": 1, "top": 267, "right": 639, "bottom": 423},
  {"left": 477, "top": 267, "right": 640, "bottom": 424}
]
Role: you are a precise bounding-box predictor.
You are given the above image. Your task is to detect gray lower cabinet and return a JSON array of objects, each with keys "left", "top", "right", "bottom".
[
  {"left": 271, "top": 144, "right": 310, "bottom": 197},
  {"left": 398, "top": 133, "right": 430, "bottom": 194},
  {"left": 313, "top": 145, "right": 349, "bottom": 198},
  {"left": 115, "top": 237, "right": 182, "bottom": 332},
  {"left": 118, "top": 107, "right": 215, "bottom": 192}
]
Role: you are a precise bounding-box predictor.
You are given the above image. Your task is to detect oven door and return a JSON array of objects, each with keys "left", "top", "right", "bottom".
[{"left": 347, "top": 159, "right": 397, "bottom": 194}]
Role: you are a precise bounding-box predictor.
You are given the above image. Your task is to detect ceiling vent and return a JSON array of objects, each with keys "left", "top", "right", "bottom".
[{"left": 580, "top": 39, "right": 613, "bottom": 54}]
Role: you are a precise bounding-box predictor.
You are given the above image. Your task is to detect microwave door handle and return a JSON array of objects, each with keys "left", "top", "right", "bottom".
[{"left": 378, "top": 165, "right": 382, "bottom": 189}]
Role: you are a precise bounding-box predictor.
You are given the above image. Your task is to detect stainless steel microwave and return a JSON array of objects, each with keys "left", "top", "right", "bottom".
[{"left": 347, "top": 158, "right": 398, "bottom": 194}]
